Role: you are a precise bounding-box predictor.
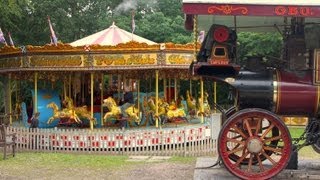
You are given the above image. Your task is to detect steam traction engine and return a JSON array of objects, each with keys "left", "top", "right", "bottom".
[{"left": 191, "top": 24, "right": 320, "bottom": 179}]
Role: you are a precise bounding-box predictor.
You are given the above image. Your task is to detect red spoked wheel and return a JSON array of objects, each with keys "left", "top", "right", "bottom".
[{"left": 218, "top": 108, "right": 292, "bottom": 179}]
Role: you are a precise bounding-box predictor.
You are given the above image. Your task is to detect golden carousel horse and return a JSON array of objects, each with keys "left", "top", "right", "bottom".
[
  {"left": 63, "top": 96, "right": 97, "bottom": 125},
  {"left": 186, "top": 90, "right": 197, "bottom": 117},
  {"left": 197, "top": 92, "right": 211, "bottom": 117},
  {"left": 165, "top": 99, "right": 187, "bottom": 122},
  {"left": 47, "top": 97, "right": 96, "bottom": 125},
  {"left": 103, "top": 97, "right": 140, "bottom": 124},
  {"left": 47, "top": 102, "right": 81, "bottom": 124}
]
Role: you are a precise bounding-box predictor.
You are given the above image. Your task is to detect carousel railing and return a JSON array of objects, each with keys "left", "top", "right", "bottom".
[{"left": 5, "top": 116, "right": 220, "bottom": 157}]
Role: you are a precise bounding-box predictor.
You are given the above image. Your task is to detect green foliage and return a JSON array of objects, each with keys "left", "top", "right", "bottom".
[
  {"left": 237, "top": 32, "right": 283, "bottom": 65},
  {"left": 0, "top": 0, "right": 192, "bottom": 46}
]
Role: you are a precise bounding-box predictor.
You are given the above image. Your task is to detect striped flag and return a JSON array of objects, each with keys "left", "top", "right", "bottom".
[
  {"left": 47, "top": 16, "right": 58, "bottom": 45},
  {"left": 131, "top": 10, "right": 135, "bottom": 34},
  {"left": 0, "top": 28, "right": 7, "bottom": 45},
  {"left": 8, "top": 32, "right": 14, "bottom": 46}
]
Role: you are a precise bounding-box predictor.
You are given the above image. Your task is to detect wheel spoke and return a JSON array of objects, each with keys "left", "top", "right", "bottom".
[
  {"left": 263, "top": 135, "right": 282, "bottom": 143},
  {"left": 256, "top": 154, "right": 265, "bottom": 172},
  {"left": 244, "top": 119, "right": 253, "bottom": 137},
  {"left": 227, "top": 146, "right": 245, "bottom": 155},
  {"left": 263, "top": 146, "right": 282, "bottom": 153},
  {"left": 262, "top": 150, "right": 276, "bottom": 165},
  {"left": 236, "top": 150, "right": 250, "bottom": 166},
  {"left": 247, "top": 153, "right": 254, "bottom": 172},
  {"left": 255, "top": 118, "right": 262, "bottom": 136},
  {"left": 261, "top": 124, "right": 275, "bottom": 139},
  {"left": 232, "top": 126, "right": 248, "bottom": 139},
  {"left": 226, "top": 137, "right": 245, "bottom": 145}
]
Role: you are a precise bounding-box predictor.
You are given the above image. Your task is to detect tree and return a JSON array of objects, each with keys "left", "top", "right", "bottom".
[{"left": 237, "top": 32, "right": 283, "bottom": 66}]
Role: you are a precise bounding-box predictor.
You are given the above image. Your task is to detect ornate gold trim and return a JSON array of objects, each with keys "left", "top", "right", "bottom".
[{"left": 208, "top": 5, "right": 248, "bottom": 15}]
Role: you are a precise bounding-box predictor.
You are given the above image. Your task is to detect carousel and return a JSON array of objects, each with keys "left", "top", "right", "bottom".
[{"left": 0, "top": 22, "right": 211, "bottom": 131}]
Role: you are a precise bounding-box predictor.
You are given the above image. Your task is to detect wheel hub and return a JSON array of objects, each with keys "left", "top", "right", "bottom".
[{"left": 247, "top": 138, "right": 263, "bottom": 153}]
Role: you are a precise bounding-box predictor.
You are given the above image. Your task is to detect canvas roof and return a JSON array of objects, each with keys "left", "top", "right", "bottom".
[{"left": 70, "top": 22, "right": 157, "bottom": 46}]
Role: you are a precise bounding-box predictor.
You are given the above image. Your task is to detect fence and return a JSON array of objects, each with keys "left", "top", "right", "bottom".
[{"left": 6, "top": 123, "right": 218, "bottom": 157}]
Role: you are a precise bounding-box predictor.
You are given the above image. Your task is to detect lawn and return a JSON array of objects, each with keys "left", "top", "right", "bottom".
[
  {"left": 289, "top": 126, "right": 320, "bottom": 159},
  {"left": 0, "top": 153, "right": 196, "bottom": 179}
]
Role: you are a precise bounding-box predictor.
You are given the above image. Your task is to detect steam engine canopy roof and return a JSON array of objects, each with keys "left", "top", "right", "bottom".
[{"left": 182, "top": 0, "right": 320, "bottom": 6}]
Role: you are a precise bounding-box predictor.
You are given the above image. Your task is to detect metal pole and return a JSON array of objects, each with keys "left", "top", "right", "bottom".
[
  {"left": 155, "top": 70, "right": 159, "bottom": 128},
  {"left": 101, "top": 73, "right": 104, "bottom": 127},
  {"left": 8, "top": 73, "right": 12, "bottom": 125},
  {"left": 200, "top": 78, "right": 204, "bottom": 123},
  {"left": 34, "top": 72, "right": 38, "bottom": 114},
  {"left": 163, "top": 78, "right": 167, "bottom": 101},
  {"left": 68, "top": 74, "right": 72, "bottom": 98},
  {"left": 174, "top": 78, "right": 177, "bottom": 101},
  {"left": 90, "top": 73, "right": 94, "bottom": 130},
  {"left": 63, "top": 80, "right": 67, "bottom": 99},
  {"left": 214, "top": 82, "right": 217, "bottom": 113}
]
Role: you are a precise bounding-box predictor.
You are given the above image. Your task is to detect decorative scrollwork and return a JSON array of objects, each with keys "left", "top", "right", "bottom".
[{"left": 208, "top": 5, "right": 248, "bottom": 15}]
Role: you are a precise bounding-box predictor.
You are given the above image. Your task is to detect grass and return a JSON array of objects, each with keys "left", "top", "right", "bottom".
[
  {"left": 169, "top": 156, "right": 196, "bottom": 163},
  {"left": 0, "top": 153, "right": 195, "bottom": 171},
  {"left": 288, "top": 126, "right": 320, "bottom": 159}
]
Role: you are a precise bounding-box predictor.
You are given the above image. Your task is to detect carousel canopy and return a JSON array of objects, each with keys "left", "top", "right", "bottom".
[{"left": 70, "top": 22, "right": 157, "bottom": 46}]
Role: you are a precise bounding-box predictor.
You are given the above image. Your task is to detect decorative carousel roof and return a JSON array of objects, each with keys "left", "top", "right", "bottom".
[{"left": 70, "top": 22, "right": 157, "bottom": 46}]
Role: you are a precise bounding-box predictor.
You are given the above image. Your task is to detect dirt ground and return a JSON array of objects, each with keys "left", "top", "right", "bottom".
[
  {"left": 0, "top": 156, "right": 195, "bottom": 180},
  {"left": 0, "top": 153, "right": 320, "bottom": 180}
]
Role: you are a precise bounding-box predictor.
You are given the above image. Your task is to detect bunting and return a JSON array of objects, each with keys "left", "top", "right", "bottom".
[
  {"left": 47, "top": 16, "right": 58, "bottom": 45},
  {"left": 0, "top": 28, "right": 7, "bottom": 45},
  {"left": 8, "top": 32, "right": 14, "bottom": 46}
]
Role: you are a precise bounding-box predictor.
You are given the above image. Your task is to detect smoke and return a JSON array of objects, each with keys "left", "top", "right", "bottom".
[{"left": 114, "top": 0, "right": 138, "bottom": 13}]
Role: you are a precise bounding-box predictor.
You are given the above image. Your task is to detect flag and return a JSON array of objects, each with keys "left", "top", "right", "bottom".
[
  {"left": 0, "top": 28, "right": 7, "bottom": 45},
  {"left": 8, "top": 32, "right": 14, "bottom": 46},
  {"left": 47, "top": 16, "right": 58, "bottom": 45},
  {"left": 131, "top": 10, "right": 135, "bottom": 34},
  {"left": 198, "top": 30, "right": 205, "bottom": 44}
]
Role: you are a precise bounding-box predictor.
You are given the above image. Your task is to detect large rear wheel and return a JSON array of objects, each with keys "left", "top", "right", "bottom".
[{"left": 218, "top": 108, "right": 292, "bottom": 179}]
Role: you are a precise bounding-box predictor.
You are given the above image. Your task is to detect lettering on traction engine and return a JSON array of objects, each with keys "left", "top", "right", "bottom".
[{"left": 275, "top": 6, "right": 312, "bottom": 16}]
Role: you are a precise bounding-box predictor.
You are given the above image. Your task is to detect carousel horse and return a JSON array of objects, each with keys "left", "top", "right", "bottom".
[
  {"left": 197, "top": 92, "right": 211, "bottom": 117},
  {"left": 165, "top": 99, "right": 187, "bottom": 122},
  {"left": 103, "top": 97, "right": 140, "bottom": 124},
  {"left": 186, "top": 90, "right": 197, "bottom": 117},
  {"left": 63, "top": 96, "right": 97, "bottom": 125},
  {"left": 47, "top": 102, "right": 82, "bottom": 124},
  {"left": 144, "top": 96, "right": 167, "bottom": 125}
]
